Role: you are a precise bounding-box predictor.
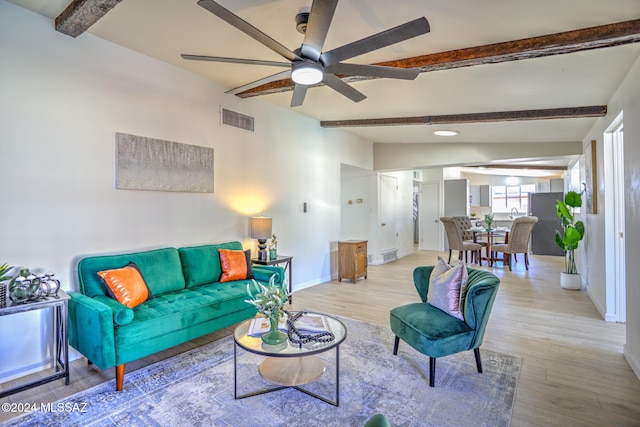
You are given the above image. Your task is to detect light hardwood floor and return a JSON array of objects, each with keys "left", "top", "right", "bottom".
[{"left": 1, "top": 250, "right": 639, "bottom": 425}]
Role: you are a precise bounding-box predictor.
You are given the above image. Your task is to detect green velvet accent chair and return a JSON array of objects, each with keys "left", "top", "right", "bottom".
[
  {"left": 363, "top": 414, "right": 390, "bottom": 427},
  {"left": 390, "top": 266, "right": 500, "bottom": 387}
]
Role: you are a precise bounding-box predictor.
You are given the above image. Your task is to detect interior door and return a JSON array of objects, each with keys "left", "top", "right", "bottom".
[
  {"left": 379, "top": 174, "right": 398, "bottom": 252},
  {"left": 420, "top": 182, "right": 441, "bottom": 251}
]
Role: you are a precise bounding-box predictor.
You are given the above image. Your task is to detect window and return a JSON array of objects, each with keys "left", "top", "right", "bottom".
[{"left": 491, "top": 184, "right": 536, "bottom": 213}]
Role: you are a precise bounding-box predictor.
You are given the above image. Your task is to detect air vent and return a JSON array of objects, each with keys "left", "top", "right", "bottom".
[
  {"left": 381, "top": 249, "right": 398, "bottom": 263},
  {"left": 221, "top": 107, "right": 254, "bottom": 132}
]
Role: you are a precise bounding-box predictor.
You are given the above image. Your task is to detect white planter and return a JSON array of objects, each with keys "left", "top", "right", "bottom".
[{"left": 560, "top": 272, "right": 582, "bottom": 290}]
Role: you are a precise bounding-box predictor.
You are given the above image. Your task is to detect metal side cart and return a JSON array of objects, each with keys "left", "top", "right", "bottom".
[{"left": 0, "top": 290, "right": 70, "bottom": 398}]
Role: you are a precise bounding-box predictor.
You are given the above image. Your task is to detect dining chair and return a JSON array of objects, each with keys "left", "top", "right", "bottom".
[
  {"left": 441, "top": 217, "right": 482, "bottom": 265},
  {"left": 491, "top": 216, "right": 539, "bottom": 270},
  {"left": 390, "top": 266, "right": 501, "bottom": 386},
  {"left": 453, "top": 215, "right": 488, "bottom": 251}
]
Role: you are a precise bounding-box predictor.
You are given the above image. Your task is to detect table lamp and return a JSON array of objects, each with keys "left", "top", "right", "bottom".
[{"left": 250, "top": 216, "right": 272, "bottom": 261}]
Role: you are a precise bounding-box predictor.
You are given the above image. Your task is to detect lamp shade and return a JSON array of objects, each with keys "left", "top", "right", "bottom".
[{"left": 250, "top": 217, "right": 272, "bottom": 240}]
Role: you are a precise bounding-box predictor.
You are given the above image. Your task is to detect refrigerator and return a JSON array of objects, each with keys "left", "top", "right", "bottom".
[{"left": 529, "top": 192, "right": 564, "bottom": 256}]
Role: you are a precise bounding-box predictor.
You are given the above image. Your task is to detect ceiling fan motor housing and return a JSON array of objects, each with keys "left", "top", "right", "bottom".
[{"left": 296, "top": 11, "right": 310, "bottom": 34}]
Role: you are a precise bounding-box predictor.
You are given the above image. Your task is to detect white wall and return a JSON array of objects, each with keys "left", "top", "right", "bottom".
[
  {"left": 0, "top": 2, "right": 373, "bottom": 380},
  {"left": 340, "top": 167, "right": 415, "bottom": 264},
  {"left": 582, "top": 55, "right": 640, "bottom": 378},
  {"left": 340, "top": 165, "right": 378, "bottom": 262}
]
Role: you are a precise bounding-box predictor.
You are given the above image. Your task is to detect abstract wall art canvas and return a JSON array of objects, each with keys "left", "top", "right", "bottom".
[{"left": 116, "top": 133, "right": 214, "bottom": 193}]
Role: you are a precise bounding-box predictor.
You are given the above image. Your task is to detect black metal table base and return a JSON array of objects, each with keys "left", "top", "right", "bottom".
[{"left": 233, "top": 344, "right": 340, "bottom": 406}]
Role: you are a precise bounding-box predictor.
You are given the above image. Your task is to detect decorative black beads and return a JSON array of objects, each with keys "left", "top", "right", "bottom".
[{"left": 284, "top": 310, "right": 335, "bottom": 347}]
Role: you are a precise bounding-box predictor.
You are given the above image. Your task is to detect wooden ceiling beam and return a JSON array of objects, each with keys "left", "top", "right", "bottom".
[
  {"left": 320, "top": 105, "right": 607, "bottom": 128},
  {"left": 236, "top": 18, "right": 640, "bottom": 98},
  {"left": 55, "top": 0, "right": 124, "bottom": 38}
]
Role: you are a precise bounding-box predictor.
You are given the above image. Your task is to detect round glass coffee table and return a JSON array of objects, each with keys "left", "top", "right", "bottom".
[{"left": 233, "top": 311, "right": 347, "bottom": 406}]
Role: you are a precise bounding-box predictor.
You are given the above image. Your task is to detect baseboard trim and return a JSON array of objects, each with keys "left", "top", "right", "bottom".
[
  {"left": 623, "top": 344, "right": 640, "bottom": 381},
  {"left": 292, "top": 275, "right": 333, "bottom": 293},
  {"left": 587, "top": 287, "right": 609, "bottom": 321}
]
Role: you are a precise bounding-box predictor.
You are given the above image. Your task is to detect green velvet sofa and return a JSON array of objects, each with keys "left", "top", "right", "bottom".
[{"left": 68, "top": 241, "right": 283, "bottom": 391}]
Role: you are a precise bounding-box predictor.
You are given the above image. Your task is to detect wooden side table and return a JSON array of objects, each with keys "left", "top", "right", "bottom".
[
  {"left": 0, "top": 289, "right": 70, "bottom": 398},
  {"left": 337, "top": 240, "right": 368, "bottom": 283},
  {"left": 251, "top": 256, "right": 293, "bottom": 303}
]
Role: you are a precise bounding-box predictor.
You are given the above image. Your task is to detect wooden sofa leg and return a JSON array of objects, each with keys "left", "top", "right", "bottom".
[
  {"left": 116, "top": 364, "right": 125, "bottom": 391},
  {"left": 474, "top": 348, "right": 483, "bottom": 373},
  {"left": 429, "top": 357, "right": 436, "bottom": 387},
  {"left": 447, "top": 249, "right": 452, "bottom": 264},
  {"left": 393, "top": 336, "right": 400, "bottom": 355}
]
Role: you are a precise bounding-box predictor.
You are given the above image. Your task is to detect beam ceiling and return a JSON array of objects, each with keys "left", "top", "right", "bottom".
[
  {"left": 55, "top": 0, "right": 124, "bottom": 38},
  {"left": 320, "top": 106, "right": 607, "bottom": 128},
  {"left": 235, "top": 19, "right": 640, "bottom": 99}
]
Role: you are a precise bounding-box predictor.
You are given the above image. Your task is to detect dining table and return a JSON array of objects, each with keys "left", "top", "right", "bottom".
[{"left": 468, "top": 227, "right": 511, "bottom": 266}]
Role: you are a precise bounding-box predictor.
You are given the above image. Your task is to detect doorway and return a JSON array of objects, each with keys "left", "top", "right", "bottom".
[
  {"left": 420, "top": 181, "right": 441, "bottom": 251},
  {"left": 413, "top": 184, "right": 419, "bottom": 244},
  {"left": 604, "top": 112, "right": 626, "bottom": 323},
  {"left": 379, "top": 174, "right": 398, "bottom": 256}
]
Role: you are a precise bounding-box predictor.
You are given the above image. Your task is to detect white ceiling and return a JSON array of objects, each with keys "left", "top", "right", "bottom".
[{"left": 9, "top": 0, "right": 640, "bottom": 167}]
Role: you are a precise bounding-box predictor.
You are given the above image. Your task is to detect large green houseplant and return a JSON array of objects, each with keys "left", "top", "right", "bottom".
[{"left": 555, "top": 190, "right": 585, "bottom": 289}]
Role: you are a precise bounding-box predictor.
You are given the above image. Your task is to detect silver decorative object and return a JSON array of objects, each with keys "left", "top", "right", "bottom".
[{"left": 8, "top": 270, "right": 60, "bottom": 304}]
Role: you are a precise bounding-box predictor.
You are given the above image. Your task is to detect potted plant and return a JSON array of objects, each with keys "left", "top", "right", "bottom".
[
  {"left": 555, "top": 190, "right": 585, "bottom": 290},
  {"left": 245, "top": 275, "right": 289, "bottom": 344},
  {"left": 0, "top": 263, "right": 15, "bottom": 307}
]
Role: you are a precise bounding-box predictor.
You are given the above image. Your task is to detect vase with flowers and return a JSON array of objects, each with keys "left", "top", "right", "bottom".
[
  {"left": 483, "top": 213, "right": 494, "bottom": 232},
  {"left": 245, "top": 275, "right": 289, "bottom": 345}
]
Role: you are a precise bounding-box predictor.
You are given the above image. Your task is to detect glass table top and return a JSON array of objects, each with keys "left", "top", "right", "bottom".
[{"left": 233, "top": 311, "right": 347, "bottom": 357}]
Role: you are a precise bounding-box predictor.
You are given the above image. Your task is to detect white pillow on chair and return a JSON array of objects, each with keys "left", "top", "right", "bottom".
[{"left": 427, "top": 257, "right": 469, "bottom": 320}]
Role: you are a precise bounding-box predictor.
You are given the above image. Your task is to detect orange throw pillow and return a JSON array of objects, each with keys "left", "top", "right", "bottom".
[
  {"left": 218, "top": 249, "right": 252, "bottom": 282},
  {"left": 97, "top": 262, "right": 152, "bottom": 308}
]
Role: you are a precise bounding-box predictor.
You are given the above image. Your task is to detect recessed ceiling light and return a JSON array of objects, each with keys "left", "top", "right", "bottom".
[{"left": 434, "top": 130, "right": 458, "bottom": 136}]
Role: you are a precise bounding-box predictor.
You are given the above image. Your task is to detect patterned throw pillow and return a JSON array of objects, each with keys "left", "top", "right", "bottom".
[
  {"left": 427, "top": 256, "right": 469, "bottom": 320},
  {"left": 97, "top": 262, "right": 153, "bottom": 309},
  {"left": 218, "top": 249, "right": 253, "bottom": 283}
]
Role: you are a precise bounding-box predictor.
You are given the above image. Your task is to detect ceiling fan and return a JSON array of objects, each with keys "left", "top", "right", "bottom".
[{"left": 182, "top": 0, "right": 430, "bottom": 107}]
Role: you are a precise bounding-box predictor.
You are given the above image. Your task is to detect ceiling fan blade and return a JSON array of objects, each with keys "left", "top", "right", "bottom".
[
  {"left": 300, "top": 0, "right": 338, "bottom": 61},
  {"left": 290, "top": 84, "right": 308, "bottom": 107},
  {"left": 325, "top": 63, "right": 419, "bottom": 80},
  {"left": 226, "top": 70, "right": 292, "bottom": 95},
  {"left": 322, "top": 74, "right": 367, "bottom": 103},
  {"left": 181, "top": 54, "right": 291, "bottom": 68},
  {"left": 197, "top": 0, "right": 301, "bottom": 62},
  {"left": 321, "top": 17, "right": 430, "bottom": 67}
]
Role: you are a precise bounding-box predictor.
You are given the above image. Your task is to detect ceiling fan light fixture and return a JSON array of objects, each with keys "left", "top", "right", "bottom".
[
  {"left": 434, "top": 130, "right": 459, "bottom": 136},
  {"left": 291, "top": 61, "right": 324, "bottom": 85}
]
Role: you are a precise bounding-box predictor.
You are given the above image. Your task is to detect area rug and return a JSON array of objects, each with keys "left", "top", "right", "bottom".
[{"left": 2, "top": 316, "right": 520, "bottom": 427}]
